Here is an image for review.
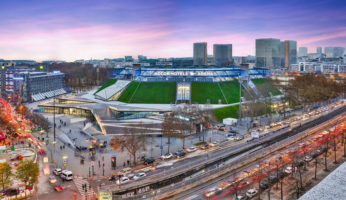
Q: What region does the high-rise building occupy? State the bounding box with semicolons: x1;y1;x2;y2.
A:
281;40;297;68
316;47;322;54
193;42;207;66
325;47;345;58
213;44;232;65
298;47;308;57
256;38;281;68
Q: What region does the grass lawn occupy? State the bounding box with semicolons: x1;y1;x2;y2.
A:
214;105;239;121
117;81;140;102
252;78;281;96
219;81;244;104
191;82;226;104
94;79;117;94
118;82;176;104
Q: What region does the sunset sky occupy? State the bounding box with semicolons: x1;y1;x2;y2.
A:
1;0;345;61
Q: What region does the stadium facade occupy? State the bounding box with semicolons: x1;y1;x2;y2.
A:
111;66;270;82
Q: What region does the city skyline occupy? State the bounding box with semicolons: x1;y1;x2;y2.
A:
1;0;346;61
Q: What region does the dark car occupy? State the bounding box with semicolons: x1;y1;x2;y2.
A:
268;176;279;184
175;151;186;158
260;181;269;190
144;158;155;165
278;171;286;179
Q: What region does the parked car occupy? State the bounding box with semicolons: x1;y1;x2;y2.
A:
117;177;130;185
48;175;57;184
268;175;279;184
60;170;73;181
144;157;155;165
53;168;62;176
235;136;244;141
305;155;312;162
284;166;293;174
161;153;173;160
133;172;146;180
260;181;269;189
175;151;186;158
246;189;258;198
186;147;197;153
200;144;209;150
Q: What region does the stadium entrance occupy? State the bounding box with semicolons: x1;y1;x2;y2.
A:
176;82;191;104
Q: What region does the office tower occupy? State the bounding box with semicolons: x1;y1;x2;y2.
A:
316;47;322;54
213;44;232;65
298;47;308;57
281;40;297;68
256;38;281;68
193;42;207;66
325;47;345;58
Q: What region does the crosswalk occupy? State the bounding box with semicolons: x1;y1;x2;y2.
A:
73;177;96;200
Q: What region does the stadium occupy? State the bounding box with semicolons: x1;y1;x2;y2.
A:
38;66;281;135
94;66;273;104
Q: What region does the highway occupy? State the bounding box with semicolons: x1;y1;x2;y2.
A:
105;102;345;199
172;115;345;200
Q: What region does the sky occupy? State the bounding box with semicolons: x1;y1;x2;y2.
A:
0;0;346;61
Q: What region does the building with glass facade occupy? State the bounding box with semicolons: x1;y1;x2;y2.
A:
281;40;297;68
298;47;308;57
193;42;207;66
256;38;282;68
317;47;322;54
325;47;345;58
213;44;232;65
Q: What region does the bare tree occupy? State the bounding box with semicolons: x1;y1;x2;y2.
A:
111;125;147;166
161;112;177;154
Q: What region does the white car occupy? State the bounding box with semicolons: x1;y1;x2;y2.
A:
53;168;62;176
117;177;130;185
186;147;197;153
133;172;146;180
60;170;73;181
161;153;173;160
284;166;292;174
246;189;258;198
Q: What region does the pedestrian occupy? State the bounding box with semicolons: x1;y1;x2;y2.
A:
102;156;104;161
127;160;130;166
98;160;100;168
123;162;126;167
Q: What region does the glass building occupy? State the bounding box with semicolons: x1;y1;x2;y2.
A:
213;44;232;65
281;40;297;68
316;47;322;54
193;42;207;66
325;47;345;58
256;38;282;68
298;47;308;57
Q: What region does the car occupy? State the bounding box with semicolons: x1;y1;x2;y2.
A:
60;170;73;181
133;172;146;180
117;177;130;184
200;144;209;150
120;167;132;174
260;181;269;189
235;136;244;141
217;180;234;191
235;195;247;200
268;176;279;184
53;168;62;176
305;155;312;162
227;132;237;137
278;171;286;179
175;151;186;158
161;153;173;160
204;187;219;197
227;136;235;141
209;141;218;147
143;157;155;165
48;175;57;184
246;189;258;198
186;147;197;153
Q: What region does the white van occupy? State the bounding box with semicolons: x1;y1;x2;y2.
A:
60;170;73;181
